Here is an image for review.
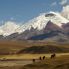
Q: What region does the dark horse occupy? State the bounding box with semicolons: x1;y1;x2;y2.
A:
43;56;45;60
51;53;56;59
39;56;42;60
32;59;35;62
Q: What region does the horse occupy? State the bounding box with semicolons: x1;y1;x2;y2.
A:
32;59;35;62
43;56;45;60
51;53;56;59
39;56;42;60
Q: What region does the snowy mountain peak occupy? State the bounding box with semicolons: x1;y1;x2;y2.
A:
45;12;57;17
18;11;69;33
0;11;69;36
45;11;69;26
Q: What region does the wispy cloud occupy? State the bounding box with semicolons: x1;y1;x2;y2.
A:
61;5;69;20
59;0;68;6
51;2;57;6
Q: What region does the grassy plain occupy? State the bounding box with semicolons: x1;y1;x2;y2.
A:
23;55;69;69
0;40;69;69
0;55;69;69
0;40;69;54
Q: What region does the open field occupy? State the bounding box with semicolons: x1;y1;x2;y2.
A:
0;40;69;54
0;53;69;60
0;54;69;69
0;40;69;69
23;55;69;69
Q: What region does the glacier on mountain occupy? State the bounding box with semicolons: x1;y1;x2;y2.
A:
0;11;69;36
16;12;69;33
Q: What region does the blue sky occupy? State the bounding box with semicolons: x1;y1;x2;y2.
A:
0;0;69;24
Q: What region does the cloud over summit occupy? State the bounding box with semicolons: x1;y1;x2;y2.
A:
61;5;69;20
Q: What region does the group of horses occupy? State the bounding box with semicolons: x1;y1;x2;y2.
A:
32;53;56;62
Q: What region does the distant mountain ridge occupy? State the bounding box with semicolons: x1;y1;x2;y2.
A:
0;11;69;41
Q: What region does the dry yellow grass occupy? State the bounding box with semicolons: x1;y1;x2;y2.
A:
0;53;69;60
23;55;69;69
0;54;69;69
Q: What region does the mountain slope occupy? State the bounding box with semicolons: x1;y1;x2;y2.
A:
0;12;69;41
0;12;69;36
17;12;69;33
44;21;63;33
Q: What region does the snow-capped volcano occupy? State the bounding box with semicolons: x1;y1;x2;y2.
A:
17;12;69;33
0;11;69;36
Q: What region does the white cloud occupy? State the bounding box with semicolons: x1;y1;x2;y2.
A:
61;5;69;20
60;0;68;6
51;2;57;6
